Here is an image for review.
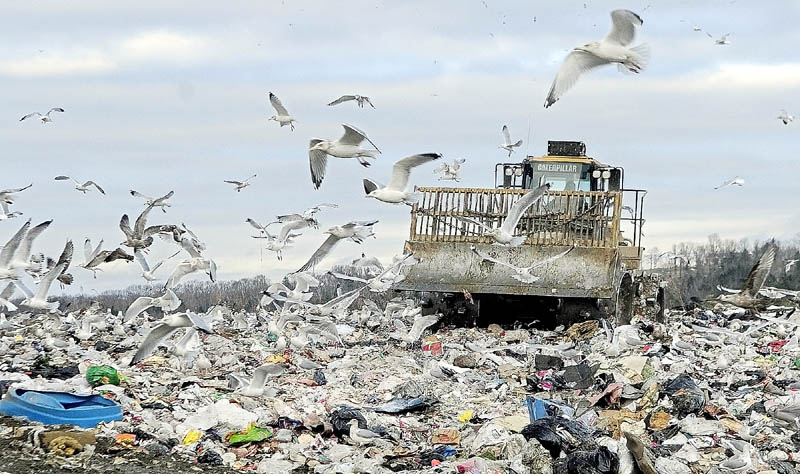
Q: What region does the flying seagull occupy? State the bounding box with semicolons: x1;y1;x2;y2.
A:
130;190;174;213
785;259;798;273
20;107;64;123
224;174;257;192
0;220;31;280
714;176;744;190
0;184;32;220
433;158;466;182
268;92;296;131
363;153;442;205
247;219;300;260
309;124;381;189
544;9;649;108
54;176;105;194
297;220;378;272
120;204;161;251
52;239;74;286
10;220;52;272
707;32;731;45
164;257;217;289
0;282;17;312
124;288;182;323
472;245;574;283
777;110;794;125
130;312;214;365
453;183;550;246
230;363;288;396
14;262;66;311
135;248;179;282
499;126;522;157
327;95;375;108
80;238;134;277
719;242;776;310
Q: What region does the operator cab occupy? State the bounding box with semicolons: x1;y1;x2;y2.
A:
496;141;624;192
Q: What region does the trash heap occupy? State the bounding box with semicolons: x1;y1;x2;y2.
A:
1;296;800;474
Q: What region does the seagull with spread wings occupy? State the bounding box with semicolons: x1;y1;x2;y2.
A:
268;92;296;130
130;190;174;213
0;282;17;312
0;220;31;280
777;110;795;125
363;153;441;205
10;220;51;272
472;245;574;283
0;184;32;220
433;158;466;182
309;124;381;189
453;183;550;247
120;204;161;251
706;32;731;45
20;107;64;123
246;218;299;260
54;176;105;194
13;241;72;311
719;242;776;310
327;94;375;108
129;311;214;365
164;257;217;289
499;126;522;157
124;288;182;323
224;174;257;192
297;220;378;272
135;248;179;282
544;9;649;108
714;176;744;190
229;363;288;397
80;238;134;277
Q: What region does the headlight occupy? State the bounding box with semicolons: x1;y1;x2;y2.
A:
515;168;523;176
602;170;611;179
592;170;601;178
505;167;513;176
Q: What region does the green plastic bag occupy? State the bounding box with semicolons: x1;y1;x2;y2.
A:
227;424;272;445
86;365;121;387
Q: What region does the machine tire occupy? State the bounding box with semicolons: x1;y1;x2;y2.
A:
616;273;635;325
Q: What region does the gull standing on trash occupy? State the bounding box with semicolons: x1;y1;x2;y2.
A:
124;288;182;322
54;176;105;194
777;110;795;125
327;94;375;108
20;107;64;123
297;220;378;272
347;419;382;445
433;158;466;182
129;312;214;365
454;183;550;247
363;153;442;205
309;124;381;189
0;220;31;280
224;174;257;192
268;92;296;131
499;126;522;157
129;190;174;213
544;9;649;108
714;176;744;190
0;184;32;220
719;242;776;310
472;245;574;283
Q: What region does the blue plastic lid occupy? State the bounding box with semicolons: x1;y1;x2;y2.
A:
0;388;123;428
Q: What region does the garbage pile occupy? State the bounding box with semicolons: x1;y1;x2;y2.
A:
1;296;800;474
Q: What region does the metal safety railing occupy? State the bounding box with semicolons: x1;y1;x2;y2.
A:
409;187;622;248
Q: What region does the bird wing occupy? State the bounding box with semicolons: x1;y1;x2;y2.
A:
291;272;319;292
84;181;105;194
0;201;9;215
269;92;289;115
544;51;609;108
714;178;734;190
224;180;243;185
55;240;73;273
13;280;34;298
161;288;182;311
450;215;492;232
740;243;777;298
340;124;380;152
185;310;213;333
528;246;574;270
85;250;111;268
363;178;380;195
34;262;65;301
500;184;550;234
54;176;79;186
130;190;151;200
155;190;174;202
134;248;150;272
471;246;523;272
83;239;94;263
133;204;155;236
18;220;52;261
297;234;341;272
502;125;511;144
0;282;16;300
48;107;65;115
0;184;32;195
327;95;355;106
605;9;643;46
131;323;179;365
244;174;257;183
386;153;442;191
124;296;154;322
119;214;134;239
246;218;266;231
250;363;286;389
278;220;306;242
20;112;42;121
165;261;196;289
330;272;369;283
364;97;375;108
0;220;31;267
309;139;328;189
106;247;133;263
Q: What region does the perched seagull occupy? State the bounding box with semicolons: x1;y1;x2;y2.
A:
120;204;161;251
0;184;32;220
544;9;649;108
130;312;214;365
707;32;731;45
327;94;375;108
363;153;442;205
433;158;466;182
347;419;382;446
472;245;574;283
297;220;378;272
20;107;64;123
124;288;182;323
454;183;550;246
80;239;134;277
54;176;105;194
785;259;798;273
130;190;174;213
0;282;18;312
224;174;257;192
134;248;179;282
309;124;381;189
10;220;52;272
268;92;296;131
0;220;31;280
165;257;217;289
719;242;776;310
499;126;522;157
14;262;67;311
232;363;287;397
714;176;744;190
777;110;795;125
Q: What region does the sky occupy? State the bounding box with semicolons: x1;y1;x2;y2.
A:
1;0;799;294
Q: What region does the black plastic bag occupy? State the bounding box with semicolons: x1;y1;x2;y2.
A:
662;374;704;416
373;397;438;414
556;446;619;474
521;419;563;458
330;406;367;436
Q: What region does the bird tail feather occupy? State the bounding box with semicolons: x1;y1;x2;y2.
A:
404;193;423;205
508;236;526;247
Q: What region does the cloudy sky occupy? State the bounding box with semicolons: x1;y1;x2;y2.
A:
2;0;798;294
